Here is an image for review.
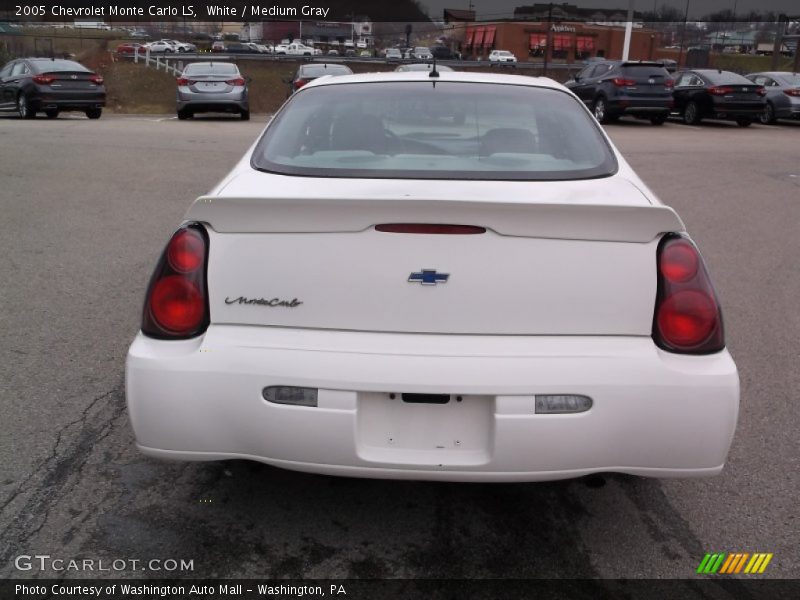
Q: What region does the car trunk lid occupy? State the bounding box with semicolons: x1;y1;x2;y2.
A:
41;71;98;90
188;172;682;335
184;74;236;93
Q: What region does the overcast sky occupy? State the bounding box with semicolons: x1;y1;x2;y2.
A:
422;1;798;21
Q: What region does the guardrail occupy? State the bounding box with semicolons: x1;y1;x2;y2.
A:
130;49;182;76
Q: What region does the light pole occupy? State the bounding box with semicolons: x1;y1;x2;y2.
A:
622;0;634;60
677;0;691;68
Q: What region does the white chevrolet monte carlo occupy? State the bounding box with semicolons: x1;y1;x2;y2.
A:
126;71;739;482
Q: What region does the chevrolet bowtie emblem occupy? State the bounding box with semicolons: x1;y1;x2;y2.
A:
408;269;449;285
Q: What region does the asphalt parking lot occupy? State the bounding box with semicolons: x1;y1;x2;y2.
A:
1;114;798;583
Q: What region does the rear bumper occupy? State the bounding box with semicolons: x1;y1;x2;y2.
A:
710;101;764;120
776;105;800;119
126;326;739;482
177;91;247;113
609;98;672;116
31;89;106;110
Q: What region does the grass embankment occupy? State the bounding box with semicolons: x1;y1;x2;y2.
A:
711;54;797;74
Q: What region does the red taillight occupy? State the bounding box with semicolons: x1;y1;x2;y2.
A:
89;74;103;84
755;86;766;97
708;86;734;96
32;75;56;85
177;77;194;86
142;224;209;339
653;234;724;354
226;77;246;86
660;238;698;283
294;78;308;90
664;79;675;89
611;77;635;87
150;276;205;334
783;88;800;97
375;224;486;235
167;228;205;273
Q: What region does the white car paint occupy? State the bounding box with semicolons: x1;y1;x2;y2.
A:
147;40;176;53
126;71;739;482
489;50;517;63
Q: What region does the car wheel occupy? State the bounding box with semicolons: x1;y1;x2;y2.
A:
86;108;102;119
45;109;59;119
736;118;752;127
683;101;701;125
177;109;191;120
17;94;35;119
759;102;776;125
240;110;250;121
592;96;610;124
650;115;667;126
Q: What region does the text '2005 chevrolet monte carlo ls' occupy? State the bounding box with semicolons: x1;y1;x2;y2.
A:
126;71;739;483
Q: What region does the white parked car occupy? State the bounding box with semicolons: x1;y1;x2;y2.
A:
165;39;195;52
385;48;403;61
489;50;517;63
413;46;433;60
146;40;176;53
127;71;739;482
281;43;314;56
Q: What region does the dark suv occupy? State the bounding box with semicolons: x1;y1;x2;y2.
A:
565;60;674;125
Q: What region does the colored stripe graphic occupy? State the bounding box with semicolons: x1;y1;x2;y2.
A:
734;553;750;573
720;553;737;573
697;553;727;574
744;553;774;574
720;553;750;574
700;552;773;575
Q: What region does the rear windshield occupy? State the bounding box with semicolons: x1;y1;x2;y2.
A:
300;65;352;78
620;65;669;77
251;81;617;181
30;59;89;73
702;71;752;85
778;73;800;85
183;63;238;76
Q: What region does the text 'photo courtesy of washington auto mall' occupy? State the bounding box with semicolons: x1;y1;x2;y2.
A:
0;0;799;598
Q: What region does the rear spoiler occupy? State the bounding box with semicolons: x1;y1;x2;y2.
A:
186;197;684;243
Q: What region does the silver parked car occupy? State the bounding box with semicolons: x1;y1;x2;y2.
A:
176;62;249;120
745;71;800;124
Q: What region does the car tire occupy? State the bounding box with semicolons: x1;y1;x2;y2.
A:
240;110;250;121
45;109;59;119
177;109;191;120
650;115;667;126
86;108;102;119
17;94;35;119
759;102;776;125
592;96;611;124
683;101;701;125
736;118;752;127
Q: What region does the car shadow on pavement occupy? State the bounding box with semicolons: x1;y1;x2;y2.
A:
84;454;718;582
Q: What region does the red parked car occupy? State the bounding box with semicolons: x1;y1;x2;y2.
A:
115;43;146;56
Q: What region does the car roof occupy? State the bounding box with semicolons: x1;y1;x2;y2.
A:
750;71;796;77
303;70;562;91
